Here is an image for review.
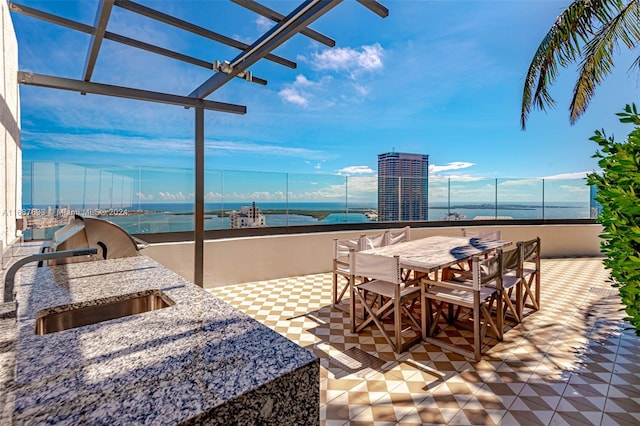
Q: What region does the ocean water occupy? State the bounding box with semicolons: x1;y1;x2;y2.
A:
23;201;591;239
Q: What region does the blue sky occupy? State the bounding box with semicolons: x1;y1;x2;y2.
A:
12;0;640;205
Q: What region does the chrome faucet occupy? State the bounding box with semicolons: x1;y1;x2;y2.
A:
3;248;98;303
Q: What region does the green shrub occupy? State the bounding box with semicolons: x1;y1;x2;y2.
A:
587;104;640;335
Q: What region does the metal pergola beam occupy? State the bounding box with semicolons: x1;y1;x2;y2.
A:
231;0;335;47
190;0;342;100
114;0;297;69
8;3;269;86
83;0;114;82
194;103;205;287
356;0;389;18
11;0;388;289
18;72;247;114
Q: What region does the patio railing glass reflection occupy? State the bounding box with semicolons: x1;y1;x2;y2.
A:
21;161;599;240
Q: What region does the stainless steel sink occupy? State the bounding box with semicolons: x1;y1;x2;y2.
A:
35;290;175;335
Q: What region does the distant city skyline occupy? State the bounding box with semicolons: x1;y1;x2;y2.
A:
12;1;637;198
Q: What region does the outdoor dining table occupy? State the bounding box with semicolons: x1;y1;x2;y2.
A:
360;235;511;276
358;234;512;349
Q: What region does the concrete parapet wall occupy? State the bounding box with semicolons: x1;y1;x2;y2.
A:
142;223;604;288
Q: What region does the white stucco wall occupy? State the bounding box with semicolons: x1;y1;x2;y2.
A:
0;0;20;256
142;223;604;288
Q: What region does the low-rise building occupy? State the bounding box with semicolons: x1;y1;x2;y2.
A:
229;202;266;229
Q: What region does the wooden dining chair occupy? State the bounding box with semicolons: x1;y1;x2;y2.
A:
332;236;363;311
421;250;504;361
519;237;541;315
350;250;422;353
463;229;502;240
388;226;411;245
488;247;522;325
360;231;390;250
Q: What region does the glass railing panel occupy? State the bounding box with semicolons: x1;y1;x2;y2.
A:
23;161;62;240
219;169;288;228
23;162;139;239
95;165;195;235
204;169;224;230
428;177;452;221
589;184;602;219
448;178;497;220
497;178;543;220
21;161;598;240
542;178;591;219
284;173;346;225
345;175;377;223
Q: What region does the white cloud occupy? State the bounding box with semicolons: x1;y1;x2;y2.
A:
429;162;475;174
542;171;590;180
205;192;222;200
352;83;369;97
223;191;287;201
559;184;588;193
158;191;193;201
22;130;326;159
499;178;542;186
337;166;375;175
278;74;327;107
279;44;384;107
22;131;193;154
278;87;309;107
208;139;324;158
305;160;324;170
310;44;384;75
135;192;154;201
428;175;486;183
255;16;273;32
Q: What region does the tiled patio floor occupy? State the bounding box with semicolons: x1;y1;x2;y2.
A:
209;258;640;425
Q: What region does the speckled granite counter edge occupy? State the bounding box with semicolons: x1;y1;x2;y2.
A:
4;251;319;425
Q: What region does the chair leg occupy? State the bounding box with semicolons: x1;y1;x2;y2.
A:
516;281;523;321
349;279;357;333
473;298;482;361
336;279;349;304
535;270;541;309
394;285;402;352
503;288;520;323
523;273;540;311
482;299;502;341
428;300;445;337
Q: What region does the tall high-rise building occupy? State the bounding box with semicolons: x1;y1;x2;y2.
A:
378;152;429;221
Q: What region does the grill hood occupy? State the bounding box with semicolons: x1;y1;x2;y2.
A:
50;215;146;264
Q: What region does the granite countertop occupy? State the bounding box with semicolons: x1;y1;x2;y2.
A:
1;247;318;424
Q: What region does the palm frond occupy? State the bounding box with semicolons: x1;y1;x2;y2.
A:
521;0;618;129
571;0;640;123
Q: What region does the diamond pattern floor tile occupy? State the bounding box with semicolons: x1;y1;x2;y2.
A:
209;258;640;425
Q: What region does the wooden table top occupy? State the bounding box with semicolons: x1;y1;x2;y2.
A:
360;235;511;273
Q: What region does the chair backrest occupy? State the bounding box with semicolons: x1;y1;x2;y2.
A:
471;249;503;290
463;229;502;240
520;237;540;262
502;247;520;274
388;226;410;245
333;237;361;260
360;232;389;250
352;251;402;284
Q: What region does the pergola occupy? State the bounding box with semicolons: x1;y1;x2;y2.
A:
9;0;389;286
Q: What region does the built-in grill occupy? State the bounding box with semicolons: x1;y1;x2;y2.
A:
47;215;147;264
